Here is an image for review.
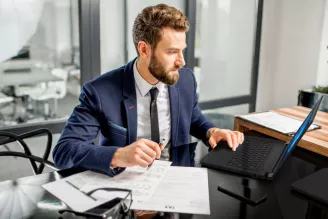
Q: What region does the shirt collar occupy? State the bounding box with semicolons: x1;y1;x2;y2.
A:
133;59;165;97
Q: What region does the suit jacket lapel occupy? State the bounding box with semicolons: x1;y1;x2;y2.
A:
169;85;180;147
123;59;137;144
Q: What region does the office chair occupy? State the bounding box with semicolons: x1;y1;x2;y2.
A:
29;68;69;118
0;128;58;175
0;91;14;124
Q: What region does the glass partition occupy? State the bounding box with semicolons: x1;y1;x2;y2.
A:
0;0;80;129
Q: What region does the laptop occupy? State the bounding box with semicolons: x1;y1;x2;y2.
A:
201;96;323;180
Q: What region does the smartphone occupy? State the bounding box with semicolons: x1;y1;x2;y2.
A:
217;183;267;206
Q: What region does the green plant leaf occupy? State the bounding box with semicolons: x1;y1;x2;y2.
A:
312;86;328;94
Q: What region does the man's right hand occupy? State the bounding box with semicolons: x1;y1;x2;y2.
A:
111;139;162;168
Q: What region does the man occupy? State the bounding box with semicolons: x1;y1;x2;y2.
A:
53;4;244;177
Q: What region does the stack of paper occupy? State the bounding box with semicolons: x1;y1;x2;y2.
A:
237;111;320;135
43;160;210;215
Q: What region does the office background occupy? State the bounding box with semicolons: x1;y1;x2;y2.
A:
0;0;327;180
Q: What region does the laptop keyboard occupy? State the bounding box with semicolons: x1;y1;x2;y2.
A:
227;140;272;171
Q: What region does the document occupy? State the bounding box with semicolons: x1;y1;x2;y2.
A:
43;160;172;212
131;166;210;215
238;111;320;135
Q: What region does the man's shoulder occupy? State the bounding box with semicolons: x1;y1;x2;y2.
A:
176;67;196;86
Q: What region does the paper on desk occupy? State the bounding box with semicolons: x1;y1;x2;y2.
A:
131;166;210;215
43;160;172;213
238;111;320;135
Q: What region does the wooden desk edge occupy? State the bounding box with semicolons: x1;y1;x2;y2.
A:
234;117;328;157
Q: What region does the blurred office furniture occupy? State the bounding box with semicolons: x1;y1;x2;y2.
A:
0;60;65;119
0;59;62;88
67;68;81;97
0;92;14;124
0;128;57;175
10;46;30;60
29;68;69;118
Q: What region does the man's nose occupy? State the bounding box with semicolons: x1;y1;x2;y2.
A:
176;52;185;67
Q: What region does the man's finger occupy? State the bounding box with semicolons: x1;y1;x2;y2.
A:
223;132;233;149
140;143;157;160
234;131;243;144
230;131;238;151
136;148;153;164
135;155;149;168
141;139;161;159
208;137;216;148
135;210;158;216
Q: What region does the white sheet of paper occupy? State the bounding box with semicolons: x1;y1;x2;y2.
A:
131;166;210;215
43;160;172;212
238;111;319;135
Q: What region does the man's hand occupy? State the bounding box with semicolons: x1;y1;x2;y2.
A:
207;128;244;151
135;210;158;218
111;139;162;168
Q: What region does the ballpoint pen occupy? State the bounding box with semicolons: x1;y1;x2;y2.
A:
147;138;165;170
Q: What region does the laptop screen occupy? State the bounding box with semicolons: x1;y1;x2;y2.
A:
283;96;323;159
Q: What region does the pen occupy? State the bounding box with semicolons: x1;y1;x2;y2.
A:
147;139;165;170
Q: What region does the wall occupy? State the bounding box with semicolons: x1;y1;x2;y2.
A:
257;0;326;111
316;0;328;86
100;0;125;73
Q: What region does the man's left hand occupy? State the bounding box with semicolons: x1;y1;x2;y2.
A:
207;128;244;151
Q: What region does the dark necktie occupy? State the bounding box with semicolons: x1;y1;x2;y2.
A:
149;87;160;143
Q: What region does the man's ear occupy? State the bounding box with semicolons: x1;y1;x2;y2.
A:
137;41;150;57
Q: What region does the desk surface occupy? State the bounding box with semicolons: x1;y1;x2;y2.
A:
234;106;328;157
0;146;327;219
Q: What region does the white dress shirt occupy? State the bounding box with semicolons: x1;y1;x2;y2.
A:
133;60;171;148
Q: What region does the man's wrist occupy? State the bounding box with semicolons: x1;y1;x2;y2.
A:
110;148;121;168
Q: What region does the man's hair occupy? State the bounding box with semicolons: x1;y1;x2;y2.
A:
132;4;190;56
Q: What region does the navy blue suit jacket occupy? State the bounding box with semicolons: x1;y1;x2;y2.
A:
53;59;214;176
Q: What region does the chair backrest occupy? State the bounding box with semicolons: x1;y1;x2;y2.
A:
0;129;57;176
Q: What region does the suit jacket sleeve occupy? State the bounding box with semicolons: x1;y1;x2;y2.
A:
189;70;215;141
52;82;124;177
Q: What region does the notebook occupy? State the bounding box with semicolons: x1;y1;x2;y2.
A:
237;111;321;136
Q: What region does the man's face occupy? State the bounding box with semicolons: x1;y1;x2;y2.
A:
148;27;186;85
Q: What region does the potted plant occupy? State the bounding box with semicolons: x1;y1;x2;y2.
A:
298;86;328;112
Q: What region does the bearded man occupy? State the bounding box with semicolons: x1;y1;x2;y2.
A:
53;4;244;177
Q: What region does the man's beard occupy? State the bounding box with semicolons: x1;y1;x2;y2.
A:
148;53;180;85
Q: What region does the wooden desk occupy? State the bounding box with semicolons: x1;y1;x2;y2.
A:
234;106;328;157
